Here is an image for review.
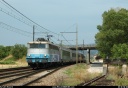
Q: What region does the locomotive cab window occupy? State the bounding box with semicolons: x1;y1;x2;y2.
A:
29;44;46;48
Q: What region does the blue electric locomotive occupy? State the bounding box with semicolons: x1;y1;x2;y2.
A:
26;38;85;69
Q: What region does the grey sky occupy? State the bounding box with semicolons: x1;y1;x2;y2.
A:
0;0;128;46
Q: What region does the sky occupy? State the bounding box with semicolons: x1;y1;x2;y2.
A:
0;0;128;46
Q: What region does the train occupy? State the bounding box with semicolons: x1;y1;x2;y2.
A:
26;38;85;69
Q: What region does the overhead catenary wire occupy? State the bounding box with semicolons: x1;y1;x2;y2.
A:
0;0;75;46
2;0;59;35
61;34;72;45
0;0;26;20
0;0;61;43
59;23;77;46
0;2;47;33
0;22;32;38
0;7;33;27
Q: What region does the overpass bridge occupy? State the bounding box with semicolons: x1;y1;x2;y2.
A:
65;44;97;50
64;44;97;64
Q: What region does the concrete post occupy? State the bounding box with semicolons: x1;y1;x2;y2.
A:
122;64;127;76
103;64;108;75
88;49;90;63
86;49;90;64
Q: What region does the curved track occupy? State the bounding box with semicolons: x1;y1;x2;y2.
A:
77;75;106;86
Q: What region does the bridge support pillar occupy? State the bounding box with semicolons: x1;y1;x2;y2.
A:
87;49;90;64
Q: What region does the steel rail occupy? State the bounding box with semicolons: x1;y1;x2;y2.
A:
77;75;106;86
0;69;45;86
22;64;75;86
21;67;61;86
0;66;30;72
0;68;32;75
0;64;77;86
0;70;34;79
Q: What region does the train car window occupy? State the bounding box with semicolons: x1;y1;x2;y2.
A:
38;44;45;48
62;50;70;56
49;44;59;50
29;44;45;48
72;53;76;57
30;44;38;48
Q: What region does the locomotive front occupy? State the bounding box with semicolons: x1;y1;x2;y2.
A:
26;41;49;68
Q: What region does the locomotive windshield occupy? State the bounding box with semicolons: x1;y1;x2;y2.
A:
29;44;46;48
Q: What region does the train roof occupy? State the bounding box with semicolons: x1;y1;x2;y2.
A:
27;41;52;44
28;41;71;50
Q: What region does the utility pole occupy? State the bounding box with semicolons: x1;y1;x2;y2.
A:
33;25;35;41
60;24;78;64
76;24;78;64
83;40;85;63
32;25;50;42
83;40;84;55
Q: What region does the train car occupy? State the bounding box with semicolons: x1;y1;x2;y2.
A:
61;47;71;63
26;38;85;69
78;53;86;63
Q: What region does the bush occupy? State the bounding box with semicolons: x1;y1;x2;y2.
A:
11;44;27;59
0;57;16;64
0;45;12;60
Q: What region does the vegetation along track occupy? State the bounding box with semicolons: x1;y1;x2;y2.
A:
0;66;65;86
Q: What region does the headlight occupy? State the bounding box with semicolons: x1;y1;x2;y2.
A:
27;54;31;57
44;54;47;57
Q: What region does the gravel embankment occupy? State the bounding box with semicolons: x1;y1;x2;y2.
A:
29;64;103;86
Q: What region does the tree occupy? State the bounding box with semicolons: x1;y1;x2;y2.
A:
0;45;5;59
11;44;27;59
95;8;128;59
111;44;128;59
0;45;12;60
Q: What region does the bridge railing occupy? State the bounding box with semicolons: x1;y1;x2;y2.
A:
64;44;96;48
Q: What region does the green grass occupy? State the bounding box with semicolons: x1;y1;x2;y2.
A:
63;63;88;77
114;78;128;86
107;65;128;86
57;63;100;86
64;68;72;77
0;57;16;64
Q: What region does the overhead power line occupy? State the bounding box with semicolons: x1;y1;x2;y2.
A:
2;0;59;35
0;7;33;27
61;34;72;45
0;0;74;46
0;22;32;37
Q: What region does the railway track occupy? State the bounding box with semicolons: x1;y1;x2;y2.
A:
0;65;66;86
22;67;61;86
93;76;115;86
1;63;108;86
0;69;34;79
77;75;106;86
77;63;113;86
0;66;30;72
0;67;32;76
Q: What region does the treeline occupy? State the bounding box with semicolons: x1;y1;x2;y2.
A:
0;44;27;60
95;8;128;60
